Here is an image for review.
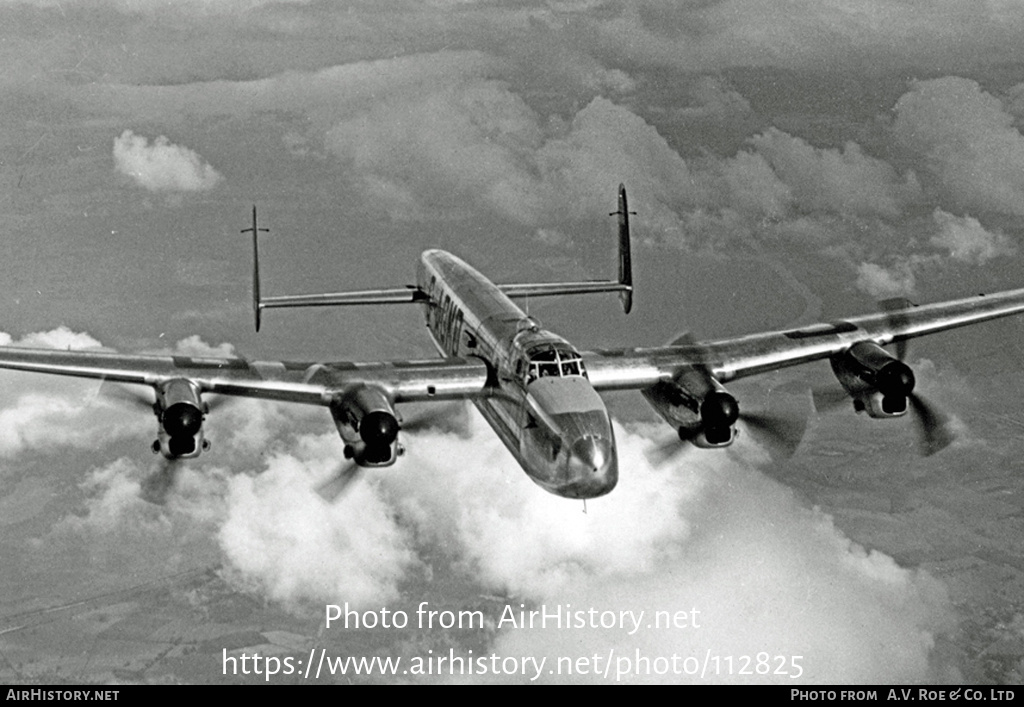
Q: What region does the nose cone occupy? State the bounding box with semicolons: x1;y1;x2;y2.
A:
565;436;617;498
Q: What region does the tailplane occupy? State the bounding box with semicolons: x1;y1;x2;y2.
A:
241;207;423;332
242;185;635;331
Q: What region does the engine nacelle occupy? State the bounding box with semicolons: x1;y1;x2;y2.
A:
330;385;401;467
642;367;740;448
151;378;209;459
830;341;915;418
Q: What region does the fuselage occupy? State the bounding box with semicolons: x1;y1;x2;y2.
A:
415;250;617;499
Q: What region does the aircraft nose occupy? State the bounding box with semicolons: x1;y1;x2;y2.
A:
566;436;617;498
569;436;611;474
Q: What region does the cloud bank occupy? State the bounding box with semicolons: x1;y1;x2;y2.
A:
0;304;959;687
212;411;953;683
0;328;956;682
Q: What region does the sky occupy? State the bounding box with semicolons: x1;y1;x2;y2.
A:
1;0;1024;685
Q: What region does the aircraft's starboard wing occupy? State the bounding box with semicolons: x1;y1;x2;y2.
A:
0;347;490;405
582;287;1024;389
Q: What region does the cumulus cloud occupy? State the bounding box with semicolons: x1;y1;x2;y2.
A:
929;209;1014;264
852;208;1014;297
855;260;918;299
892;77;1024;217
325;78;698;243
170;335;237;358
0;325;103;350
410;420;950;682
676;75;754;123
113;130;223;192
482;444;951;683
750;128;921;218
208;406;954;683
0;328;134;460
0;323;954;682
706;150;792;219
219;438;417;610
40;454;232;579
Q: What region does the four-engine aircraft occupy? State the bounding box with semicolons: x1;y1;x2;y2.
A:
1;184;1024;499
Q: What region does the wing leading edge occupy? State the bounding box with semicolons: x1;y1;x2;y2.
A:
0;347;490;405
583;287;1024;389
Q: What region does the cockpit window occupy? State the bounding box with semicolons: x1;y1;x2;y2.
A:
525;345;586;383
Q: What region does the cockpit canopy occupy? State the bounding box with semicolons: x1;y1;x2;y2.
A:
523;344;586;382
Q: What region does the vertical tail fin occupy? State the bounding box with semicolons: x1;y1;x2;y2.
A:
241;206;269;331
611;183;634;314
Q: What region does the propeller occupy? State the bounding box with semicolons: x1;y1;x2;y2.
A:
740;406;810;459
646;390;809;465
646;432;692;466
315;462;363;503
879;298;955;456
813;301;955;455
315;402;471;502
810;385;850;413
139;458;184;505
908;393;955;456
647;331;810;464
99;380;156;414
399;401;472;438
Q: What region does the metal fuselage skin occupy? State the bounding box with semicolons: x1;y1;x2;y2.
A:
416;251;618;499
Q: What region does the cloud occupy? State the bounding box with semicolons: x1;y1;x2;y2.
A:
40;455;232;578
0;325;104;350
0;328;134;460
325;78;698;243
701;150;792;219
929;209;1014;264
210;410;957;682
171;335;237;358
750;128;921;218
892;77;1024;217
218;436;417;611
113;129;223;192
387;419;952;683
593;1;1024;74
0;323;955;682
674;76;754;123
0;0;310;12
851;207;1015;298
855;260;918;298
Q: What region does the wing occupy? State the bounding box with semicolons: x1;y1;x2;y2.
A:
0;347;490;405
583;287;1024;388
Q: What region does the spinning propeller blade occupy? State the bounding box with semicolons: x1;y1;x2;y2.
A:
99;380;156;413
315;463;363;503
880;298;955;456
140;458;184;505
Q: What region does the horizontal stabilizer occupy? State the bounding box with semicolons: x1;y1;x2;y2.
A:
260;287;427;310
499;281;631;299
246;184;634;330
